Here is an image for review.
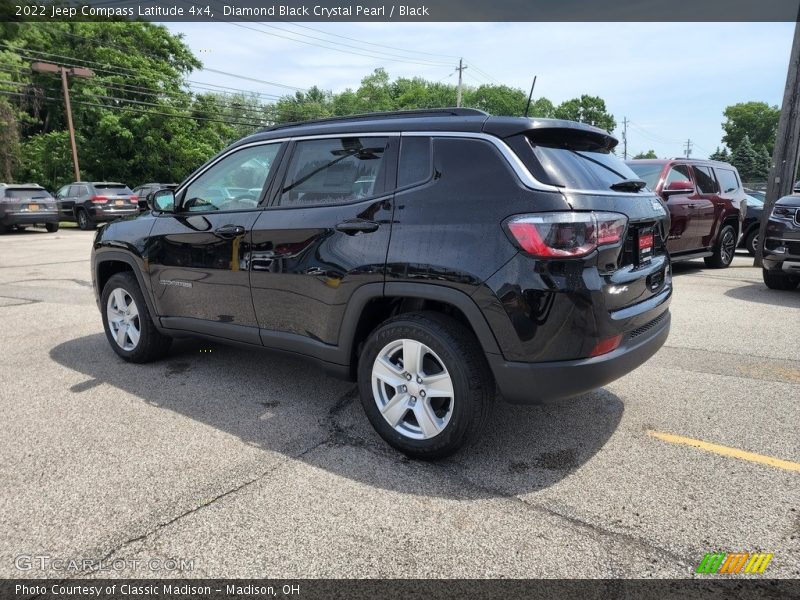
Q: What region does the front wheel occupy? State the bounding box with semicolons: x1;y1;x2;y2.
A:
704;224;736;268
357;312;494;459
745;229;759;257
101;272;172;362
763;268;800;290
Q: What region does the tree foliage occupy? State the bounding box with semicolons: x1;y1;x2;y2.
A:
633;150;657;159
553;95;616;132
708;146;729;162
721;101;779;157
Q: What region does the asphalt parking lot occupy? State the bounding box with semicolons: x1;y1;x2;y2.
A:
0;226;798;580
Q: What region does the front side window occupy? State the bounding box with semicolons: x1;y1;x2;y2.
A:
715;168;740;194
693;166;719;194
665;165;693;187
182;143;282;212
279;137;388;207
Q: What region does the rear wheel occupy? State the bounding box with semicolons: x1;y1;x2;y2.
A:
745;229;759;256
763;268;800;290
101;272;172;362
704;224;736;268
357;312;494;459
76;209;95;230
45;222;59;233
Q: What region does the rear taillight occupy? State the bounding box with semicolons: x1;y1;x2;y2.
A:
506;212;627;258
129;195;138;203
90;195;108;203
590;334;623;357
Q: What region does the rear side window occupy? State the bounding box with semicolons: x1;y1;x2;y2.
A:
715;168;740;194
279;137;389;207
693;166;719;194
398;137;432;188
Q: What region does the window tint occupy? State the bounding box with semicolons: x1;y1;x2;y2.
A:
67;185;80;196
4;188;52;199
279;137;388;206
398;137;432;188
626;163;663;190
716;168;740;194
693;166;718;194
78;186;90;197
94;184;133;194
527;143;643;191
182;143;281;212
665;165;693;187
57;186;69;198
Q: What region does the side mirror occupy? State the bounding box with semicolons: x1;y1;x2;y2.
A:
663;180;694;195
150;188;176;212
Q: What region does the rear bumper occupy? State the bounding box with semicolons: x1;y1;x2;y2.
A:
489;309;670;404
88;206;139;221
1;211;59;226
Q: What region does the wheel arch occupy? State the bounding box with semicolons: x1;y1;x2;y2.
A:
94;250;161;330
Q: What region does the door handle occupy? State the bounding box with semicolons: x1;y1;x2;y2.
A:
214;224;245;238
687;204;696;209
335;219;379;235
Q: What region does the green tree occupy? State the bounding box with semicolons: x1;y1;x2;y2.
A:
554;95;616;132
721;101;780;156
633;150;658;159
464;84;527;116
730;135;761;181
708;146;729;162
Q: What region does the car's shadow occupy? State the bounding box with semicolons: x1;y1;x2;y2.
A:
724;282;800;308
50;333;624;499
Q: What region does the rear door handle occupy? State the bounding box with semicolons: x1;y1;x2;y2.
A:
214;224;245;238
335;219;379;235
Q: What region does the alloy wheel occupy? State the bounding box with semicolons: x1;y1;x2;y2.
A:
106;287;141;351
720;229;735;265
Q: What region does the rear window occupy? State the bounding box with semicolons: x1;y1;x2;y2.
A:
94;184;132;194
529;145;644;191
715;168;740;194
3;188;52;200
627;163;663;190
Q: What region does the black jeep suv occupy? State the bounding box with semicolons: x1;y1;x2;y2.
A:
762;194;800;290
91;109;672;458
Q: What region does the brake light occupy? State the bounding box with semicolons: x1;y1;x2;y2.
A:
90;195;108;203
506;212;627;258
129;195;139;203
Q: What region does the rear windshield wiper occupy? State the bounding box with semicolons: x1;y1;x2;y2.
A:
610;179;647;192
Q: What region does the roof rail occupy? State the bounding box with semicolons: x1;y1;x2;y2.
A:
261;107;489;133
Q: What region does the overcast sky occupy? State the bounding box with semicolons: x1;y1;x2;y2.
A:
164;22;793;159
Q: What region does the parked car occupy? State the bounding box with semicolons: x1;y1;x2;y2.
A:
56;182;138;230
626;158;746;268
91;109;672;458
762;194;800;290
739;194;765;256
744;189;766;202
132;183;178;211
0;183;59;233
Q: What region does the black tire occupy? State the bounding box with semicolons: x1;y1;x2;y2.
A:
76;209;95;230
45;222;59;233
704;223;736;268
762;268;800;291
101;272;172;363
357;311;494;459
744;229;759;257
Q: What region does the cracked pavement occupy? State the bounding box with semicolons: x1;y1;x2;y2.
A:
0;227;798;579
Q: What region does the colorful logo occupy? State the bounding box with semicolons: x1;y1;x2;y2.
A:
696;552;773;574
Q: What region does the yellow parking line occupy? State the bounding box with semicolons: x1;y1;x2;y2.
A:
647;430;800;473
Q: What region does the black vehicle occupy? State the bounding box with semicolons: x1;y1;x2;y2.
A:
0;183;59;233
91;109;672;458
132;183;178;212
762;195;800;290
56;182;138;230
740;194;765;256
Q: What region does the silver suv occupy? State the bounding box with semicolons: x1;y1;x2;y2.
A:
0;183;59;233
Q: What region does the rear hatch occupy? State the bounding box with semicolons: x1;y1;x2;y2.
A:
502;124;671;312
1;187;57;213
93;184;136;208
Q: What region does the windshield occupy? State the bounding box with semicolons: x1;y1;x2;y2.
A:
529;143;646;191
4;188;52;200
626;163;663;190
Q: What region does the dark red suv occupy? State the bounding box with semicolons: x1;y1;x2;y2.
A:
626;159;746;268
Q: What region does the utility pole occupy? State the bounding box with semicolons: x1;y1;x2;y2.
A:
31;62;93;181
622;117;629;160
455;58;467;108
757;20;800;267
684;139;693;159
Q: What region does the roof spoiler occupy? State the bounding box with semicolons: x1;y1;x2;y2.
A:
483;117;618;151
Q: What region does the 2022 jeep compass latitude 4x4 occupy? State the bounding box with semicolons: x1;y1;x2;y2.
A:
92;109;672;458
